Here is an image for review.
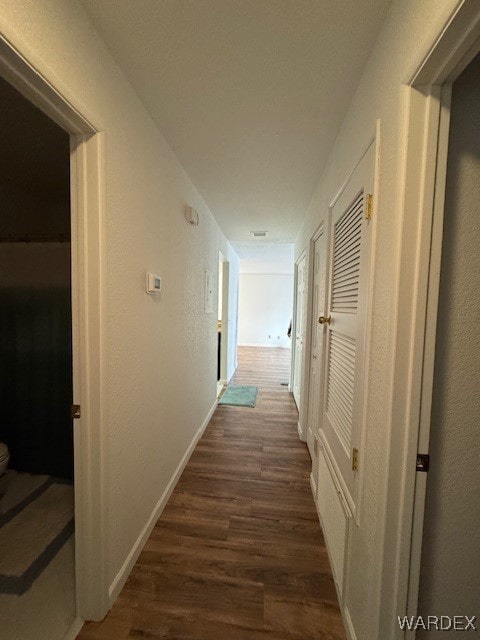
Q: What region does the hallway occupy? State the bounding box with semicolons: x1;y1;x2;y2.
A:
78;347;345;640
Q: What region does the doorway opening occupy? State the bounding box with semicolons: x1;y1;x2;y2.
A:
0;73;75;638
217;253;230;397
292;252;307;421
304;224;327;484
231;241;294;411
235;244;294;386
0;33;108;631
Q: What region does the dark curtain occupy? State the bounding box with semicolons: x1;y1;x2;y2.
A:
0;288;73;480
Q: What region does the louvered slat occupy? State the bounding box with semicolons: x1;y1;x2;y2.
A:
331;192;363;313
326;331;356;453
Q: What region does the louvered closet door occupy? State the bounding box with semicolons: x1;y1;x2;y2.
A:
320;144;374;509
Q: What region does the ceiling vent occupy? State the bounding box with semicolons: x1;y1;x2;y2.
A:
251;231;267;237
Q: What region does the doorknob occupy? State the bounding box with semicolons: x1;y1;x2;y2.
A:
318;315;331;325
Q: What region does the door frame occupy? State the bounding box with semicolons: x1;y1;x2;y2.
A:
292;251;307;438
304;221;328;498
217;253;230;390
379;3;480;637
0;35;109;621
305;222;326;455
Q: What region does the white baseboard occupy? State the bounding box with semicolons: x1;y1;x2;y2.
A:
297;421;306;441
108;399;218;605
62;617;84;640
309;470;317;500
343;606;358;640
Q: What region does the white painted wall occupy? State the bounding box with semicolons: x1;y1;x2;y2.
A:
240;260;294;275
294;1;466;638
417;53;480;633
0;0;239;602
238;273;293;348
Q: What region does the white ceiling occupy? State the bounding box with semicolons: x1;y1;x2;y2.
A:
80;0;391;242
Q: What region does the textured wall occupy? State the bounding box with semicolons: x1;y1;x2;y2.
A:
0;0;239;591
417;53;480;636
294;0;464;637
238;274;293;348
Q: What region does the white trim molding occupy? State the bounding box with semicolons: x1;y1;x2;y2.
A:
62;617;84;640
71;131;109;621
297;421;306;442
309;471;317;501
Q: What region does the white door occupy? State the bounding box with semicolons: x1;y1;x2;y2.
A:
293;254;307;408
320;144;374;509
306;227;328;460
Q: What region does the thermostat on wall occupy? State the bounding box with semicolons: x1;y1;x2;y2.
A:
146;273;161;295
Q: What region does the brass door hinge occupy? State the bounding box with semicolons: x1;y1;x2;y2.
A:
365;193;373;220
352;447;359;471
71;404;81;420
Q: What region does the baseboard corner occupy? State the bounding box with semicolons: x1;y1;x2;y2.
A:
62;617;84;640
297;421;306;441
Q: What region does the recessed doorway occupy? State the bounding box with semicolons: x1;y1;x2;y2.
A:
0;73;75;639
217;253;230;397
0;32;109;636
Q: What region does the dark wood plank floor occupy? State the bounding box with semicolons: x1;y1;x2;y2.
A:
78;347;345;640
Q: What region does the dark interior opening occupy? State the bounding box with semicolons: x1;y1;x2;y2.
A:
0;75;73;480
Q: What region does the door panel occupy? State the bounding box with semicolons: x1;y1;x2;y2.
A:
293;254;307;408
320;144;374;509
307;229;327;460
